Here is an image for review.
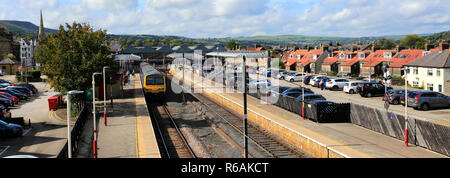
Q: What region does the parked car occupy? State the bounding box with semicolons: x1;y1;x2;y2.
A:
0;94;15;107
0;89;28;100
0;79;12;84
357;82;392;97
309;76;327;86
303;75;315;85
265;86;291;97
0;120;23;138
343;82;360;94
282;87;314;95
406;91;450;111
325;78;350;90
400;91;419;106
285;73;304;82
383;89;408;105
14;83;38;94
0;97;14;107
0;92;18;104
283;91;304;98
296;94;327;102
6;86;32;96
315;77;330;87
276;71;290;80
0;106;11;120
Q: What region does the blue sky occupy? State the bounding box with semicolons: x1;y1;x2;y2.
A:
0;0;449;38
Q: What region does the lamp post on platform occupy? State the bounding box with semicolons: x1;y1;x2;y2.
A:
92;72;102;158
103;66;110;126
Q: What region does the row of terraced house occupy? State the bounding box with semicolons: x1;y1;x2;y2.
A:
281;40;450;93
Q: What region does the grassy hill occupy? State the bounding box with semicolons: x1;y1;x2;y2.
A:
0;20;57;38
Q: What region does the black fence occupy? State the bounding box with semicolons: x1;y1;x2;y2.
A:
57;105;89;158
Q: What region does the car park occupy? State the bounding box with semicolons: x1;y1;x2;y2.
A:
357;82;392;97
265;86;291;97
405;91;450;111
325;78;350;90
343;82;360;94
314;77;330;87
14;83;38;94
296;94;327;102
285;73;304;82
0;119;23;138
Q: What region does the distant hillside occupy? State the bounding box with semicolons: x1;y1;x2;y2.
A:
0;20;57;38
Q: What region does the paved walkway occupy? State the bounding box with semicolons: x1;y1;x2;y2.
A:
97;74;160;158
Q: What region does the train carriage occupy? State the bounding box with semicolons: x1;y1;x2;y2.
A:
140;62;167;96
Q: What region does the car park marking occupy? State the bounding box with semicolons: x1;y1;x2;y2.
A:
0;146;10;157
22;128;32;136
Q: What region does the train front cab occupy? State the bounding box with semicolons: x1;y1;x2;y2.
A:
143;75;167;98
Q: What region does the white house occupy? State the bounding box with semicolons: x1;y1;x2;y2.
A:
20;39;38;68
404;41;449;93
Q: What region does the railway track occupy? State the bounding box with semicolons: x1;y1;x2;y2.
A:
148;103;196;158
190;93;307;158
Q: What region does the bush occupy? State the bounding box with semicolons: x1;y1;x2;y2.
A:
15;69;42;82
327;71;337;76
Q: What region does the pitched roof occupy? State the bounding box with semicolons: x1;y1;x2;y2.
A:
172;45;193;53
361;50;396;67
389;49;425;68
0;58;19;65
405;50;450;68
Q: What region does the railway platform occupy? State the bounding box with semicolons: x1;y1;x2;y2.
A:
97;74;160;158
170;69;447;158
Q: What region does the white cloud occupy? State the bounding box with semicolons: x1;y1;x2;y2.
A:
82;0;138;11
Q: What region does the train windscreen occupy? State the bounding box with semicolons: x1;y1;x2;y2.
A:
146;77;164;85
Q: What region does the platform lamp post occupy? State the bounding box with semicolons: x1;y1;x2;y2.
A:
242;55;248;158
404;67;409;147
66;90;84;158
92;72;102;158
301;63;305;120
103;66;110;126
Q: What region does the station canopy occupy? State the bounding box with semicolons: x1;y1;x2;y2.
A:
114;54;143;62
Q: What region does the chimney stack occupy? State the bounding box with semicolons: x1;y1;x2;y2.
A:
396;44;405;53
439;40;449;51
425;43;434;51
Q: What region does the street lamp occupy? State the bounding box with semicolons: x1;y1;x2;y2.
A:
242;55;248;158
301;63;305;120
92;72;102;158
66;90;84;158
103;66;110;126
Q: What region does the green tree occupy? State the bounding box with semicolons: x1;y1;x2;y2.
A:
401;35;426;49
378;38;397;50
226;40;239;50
134;39;143;46
35;22;119;97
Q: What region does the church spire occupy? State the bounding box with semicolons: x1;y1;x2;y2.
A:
38;9;45;42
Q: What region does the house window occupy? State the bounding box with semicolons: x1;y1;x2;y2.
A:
359;53;365;59
427;83;434;91
383;52;392;58
290;54;294;59
413;81;419;87
313;55;318;59
340;53;345;59
439;85;442;92
437;69;441;77
428;68;433;76
413;67;418;75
